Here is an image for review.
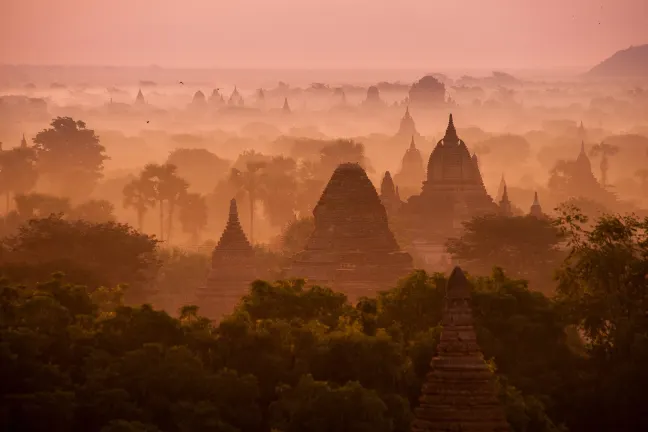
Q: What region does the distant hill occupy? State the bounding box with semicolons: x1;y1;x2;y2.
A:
587;44;648;78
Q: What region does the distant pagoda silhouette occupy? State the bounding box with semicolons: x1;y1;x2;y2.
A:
411;267;510;432
394;136;426;197
289;163;412;299
198;199;257;320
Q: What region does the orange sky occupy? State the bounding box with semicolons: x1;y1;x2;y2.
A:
1;0;646;70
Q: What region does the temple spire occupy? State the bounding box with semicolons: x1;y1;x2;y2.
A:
443;113;459;143
282;97;291;114
530;191;545;218
20;134;27;148
215;198;252;251
411;266;510;431
499;183;513;217
409;135;416;150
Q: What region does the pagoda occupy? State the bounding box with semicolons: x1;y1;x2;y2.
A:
198;199;257;320
20;134;27;148
190;90;207;109
289;163;413;299
411;267;510;431
498;183;513;217
282;97;291;114
496;174;506;202
134;89;146;105
529;192;545;218
380;171;402;216
362;85;384;108
395;106;421;140
209;89;225;106
228;86;244;107
402;114;498;237
394;136;426;198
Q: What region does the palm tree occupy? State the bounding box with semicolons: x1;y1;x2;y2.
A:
589;142;619;187
123;177;155;232
138;163;188;242
229;161;266;244
179;192;208;244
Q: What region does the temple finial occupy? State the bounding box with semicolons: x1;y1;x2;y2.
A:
229;198;239;222
533;191;539;206
20;133;27;148
409;135;416;150
444;113;459;143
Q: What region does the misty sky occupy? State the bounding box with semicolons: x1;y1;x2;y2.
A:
1;0;646;70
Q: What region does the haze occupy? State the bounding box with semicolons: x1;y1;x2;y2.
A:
2;0;647;71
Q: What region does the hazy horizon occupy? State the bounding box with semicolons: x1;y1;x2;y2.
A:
2;0;646;71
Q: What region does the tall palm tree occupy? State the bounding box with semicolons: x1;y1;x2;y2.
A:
139;163;188;242
229;161;266;244
589;142;619;187
122;177;155;232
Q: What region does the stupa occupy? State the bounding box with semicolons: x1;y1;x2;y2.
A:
402;114;498;236
529;191;545;218
289;163;413;299
209;89;225;106
190;90;207;109
395;106;420;140
20;134;27;148
498;183;513;216
394;136;426;197
411;267;510;432
134;89;146;105
198;199;257;320
363;85;383;108
380;171;402;216
282;97;291;114
228;86;244;107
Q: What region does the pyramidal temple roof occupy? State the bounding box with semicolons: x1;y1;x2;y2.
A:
411;266;510;431
215;199;253;251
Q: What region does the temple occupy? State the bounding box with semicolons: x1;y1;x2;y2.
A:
282;97;291;114
20;134;27;148
190;90;207;109
411;267;510;432
198;199;257;320
362;85;384;108
289;163;413;299
498;183;513;216
496;174;506;202
210;89;225;106
529;191;545;218
380;171;402;216
228;87;244;107
394;136;426;199
395;106;421;141
402;114;498;237
134;89;146;105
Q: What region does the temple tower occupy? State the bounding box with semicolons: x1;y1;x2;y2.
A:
190;90;207;109
134;89;146;105
395;106;420;140
498;183;513;217
496;174;506;202
228;86;244;107
380;171;402;216
210;89;225;106
20;134;27;148
394;136;426;197
198;199;257;321
411;267;510;432
282;97;291;114
402;114;498;237
289;163;413;299
529;192;545;218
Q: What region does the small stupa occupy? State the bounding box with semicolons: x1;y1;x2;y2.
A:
498;183;513;217
209;88;225;106
529;192;545;218
411;267;510;432
282;97;291;114
394;136;426;196
134;89;146;105
289;163;413;299
395;106;420;140
380;171;402;216
228;86;244;107
198;199;257;320
20;134;27;148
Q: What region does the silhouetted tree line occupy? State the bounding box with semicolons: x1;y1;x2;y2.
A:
1;208;647;432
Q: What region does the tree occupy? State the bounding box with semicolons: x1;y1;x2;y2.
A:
0;216;159;301
32;117;108;200
138;164;188;242
589;142;619;187
280;216;315;256
122;177;155;232
0;146;38;213
555;210;648;431
14;192;71;218
69;199;115;223
178;192;208;244
166;148;230;195
446;215;565;292
258;156;299;228
230;161;266;244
